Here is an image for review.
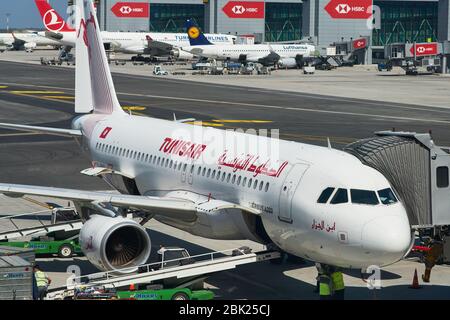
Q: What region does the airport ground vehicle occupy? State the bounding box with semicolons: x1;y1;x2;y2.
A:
0;235;82;258
377;62;393;71
153;65;169;76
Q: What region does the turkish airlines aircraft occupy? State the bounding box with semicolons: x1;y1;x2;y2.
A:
34;0;234;59
0;0;412;274
0;32;60;52
182;20;316;67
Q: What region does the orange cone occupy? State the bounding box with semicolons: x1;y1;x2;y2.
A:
129;283;136;291
409;269;422;289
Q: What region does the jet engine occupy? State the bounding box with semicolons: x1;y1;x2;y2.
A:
278;57;298;69
171;48;194;60
79;214;151;272
24;42;37;52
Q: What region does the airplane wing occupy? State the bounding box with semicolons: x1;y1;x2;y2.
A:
0;183;260;223
0;123;82;137
145;36;174;56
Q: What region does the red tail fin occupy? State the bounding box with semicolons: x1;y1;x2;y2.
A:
35;0;74;33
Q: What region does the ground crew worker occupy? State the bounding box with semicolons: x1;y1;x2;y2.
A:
34;265;51;300
422;235;444;283
330;267;345;300
317;264;333;300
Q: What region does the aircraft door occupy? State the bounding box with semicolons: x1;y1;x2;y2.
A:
278;163;309;223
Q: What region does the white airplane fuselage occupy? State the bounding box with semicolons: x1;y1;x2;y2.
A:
73;113;412;269
185;43;316;62
40;31;235;54
0;33;60;47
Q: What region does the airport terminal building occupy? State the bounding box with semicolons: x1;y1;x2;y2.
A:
87;0;449;60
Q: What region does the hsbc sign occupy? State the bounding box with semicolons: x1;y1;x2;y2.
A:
111;2;149;18
325;0;373;19
353;38;367;50
406;43;439;57
222;1;265;19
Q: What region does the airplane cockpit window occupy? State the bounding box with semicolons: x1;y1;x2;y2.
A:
330;188;348;204
317;187;335;203
377;188;398;205
351;189;379;205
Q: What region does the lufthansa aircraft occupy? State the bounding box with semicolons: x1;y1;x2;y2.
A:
34;0;234;59
0;0;412;274
181;20;316;67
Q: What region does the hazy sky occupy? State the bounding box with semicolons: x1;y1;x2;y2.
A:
0;0;68;29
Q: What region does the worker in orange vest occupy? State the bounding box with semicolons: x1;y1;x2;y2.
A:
422;235;444;283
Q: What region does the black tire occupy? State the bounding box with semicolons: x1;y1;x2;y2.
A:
171;292;189;300
58;244;74;258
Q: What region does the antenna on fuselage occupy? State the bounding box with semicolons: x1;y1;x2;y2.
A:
327;137;332;149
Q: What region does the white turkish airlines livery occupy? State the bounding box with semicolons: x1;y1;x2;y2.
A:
0;0;412;273
34;0;234;59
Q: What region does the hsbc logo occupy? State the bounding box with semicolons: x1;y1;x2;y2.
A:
232;5;245;14
120;6;132;14
335;4;365;14
417;47;426;54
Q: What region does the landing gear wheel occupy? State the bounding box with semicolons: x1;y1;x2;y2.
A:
172;292;189;300
58;244;74;258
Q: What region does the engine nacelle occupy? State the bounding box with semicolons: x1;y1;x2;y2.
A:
278;57;298;69
171;48;194;60
79;215;151;272
24;42;37;52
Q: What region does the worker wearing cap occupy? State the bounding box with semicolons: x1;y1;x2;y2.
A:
34;265;51;300
422;235;444;283
330;267;345;300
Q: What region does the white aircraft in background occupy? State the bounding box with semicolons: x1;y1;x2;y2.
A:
35;0;234;59
182;20;316;67
0;32;60;52
0;0;412;276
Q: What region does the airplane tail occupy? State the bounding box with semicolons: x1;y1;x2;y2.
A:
35;0;74;33
75;0;124;115
185;19;213;46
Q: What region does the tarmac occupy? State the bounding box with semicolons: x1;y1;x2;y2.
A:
0;49;449;299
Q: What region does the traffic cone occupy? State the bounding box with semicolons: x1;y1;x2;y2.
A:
129;283;136;291
409;269;421;289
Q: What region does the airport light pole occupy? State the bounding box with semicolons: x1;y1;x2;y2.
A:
5;13;10;32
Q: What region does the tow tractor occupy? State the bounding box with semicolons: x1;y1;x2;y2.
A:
153;65;169;76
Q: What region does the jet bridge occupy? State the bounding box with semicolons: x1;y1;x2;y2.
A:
344;131;450;228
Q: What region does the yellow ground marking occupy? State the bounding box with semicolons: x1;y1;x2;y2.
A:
10;91;65;94
122;106;147;111
0;86;8;89
23;197;53;209
42;96;74;100
185;121;224;127
212;119;273;124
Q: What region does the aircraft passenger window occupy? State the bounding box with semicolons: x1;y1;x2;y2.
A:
437;166;449;188
237;176;241;186
227;174;231;183
169;160;173;168
157;157;161;165
178;163;182;171
183;164;187;171
217;171;221;180
253;180;258;189
350;189;379;205
317;187;335;204
243;177;247;186
126;150;129;157
191;165;195;174
248;179;253;188
377;188;398;205
212;170;216;179
152;156;156;164
232;175;236;184
222;172;226;181
202;168;206;176
198;167;201;175
330;188;348;204
145;154;149;162
259;181;264;191
265;182;269;192
207;169;211;178
166;159;170;167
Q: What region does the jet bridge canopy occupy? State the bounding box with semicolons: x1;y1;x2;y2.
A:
344;131;450;228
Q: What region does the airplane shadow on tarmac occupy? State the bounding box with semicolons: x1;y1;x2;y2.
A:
37;228;450;300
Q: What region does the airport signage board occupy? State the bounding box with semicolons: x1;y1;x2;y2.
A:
324;0;373;19
352;38;367;50
407;43;439;57
111;2;150;18
222;1;265;19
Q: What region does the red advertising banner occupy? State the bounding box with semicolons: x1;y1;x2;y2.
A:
325;0;372;19
222;1;265;19
409;43;439;57
111;2;149;18
353;38;367;50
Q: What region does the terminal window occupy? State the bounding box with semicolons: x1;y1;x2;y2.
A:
265;2;302;42
150;4;205;33
437;166;449;188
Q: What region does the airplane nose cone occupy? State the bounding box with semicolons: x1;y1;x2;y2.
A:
362;216;411;261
